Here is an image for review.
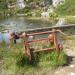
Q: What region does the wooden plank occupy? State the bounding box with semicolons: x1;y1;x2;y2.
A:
27;31;54;36
33;48;55;53
24;36;32;61
28;38;51;43
52;29;58;50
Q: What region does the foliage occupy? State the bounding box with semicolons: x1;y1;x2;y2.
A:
0;0;8;11
56;0;75;15
0;0;9;18
33;51;67;67
49;13;58;18
49;13;58;22
17;7;31;14
0;41;67;74
65;16;75;24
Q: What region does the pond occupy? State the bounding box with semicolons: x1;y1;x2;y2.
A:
0;17;55;32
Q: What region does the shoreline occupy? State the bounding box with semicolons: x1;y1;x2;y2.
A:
25;16;58;23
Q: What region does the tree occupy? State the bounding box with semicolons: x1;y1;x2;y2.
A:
0;0;8;16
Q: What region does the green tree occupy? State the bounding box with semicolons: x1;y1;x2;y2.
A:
0;0;8;17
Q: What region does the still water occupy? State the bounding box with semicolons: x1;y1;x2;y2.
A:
0;17;55;32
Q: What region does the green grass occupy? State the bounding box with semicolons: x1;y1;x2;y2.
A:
0;42;67;75
65;16;75;24
56;0;75;16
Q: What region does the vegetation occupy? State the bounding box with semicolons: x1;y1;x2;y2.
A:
0;0;17;19
65;16;75;24
54;0;75;24
0;41;67;75
0;0;7;19
16;0;52;16
49;13;58;22
56;0;75;16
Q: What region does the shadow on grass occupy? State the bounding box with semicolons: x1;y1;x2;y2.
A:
16;50;69;69
66;56;74;65
16;52;40;68
61;55;74;67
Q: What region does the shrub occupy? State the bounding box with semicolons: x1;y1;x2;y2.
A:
49;13;58;19
33;50;67;67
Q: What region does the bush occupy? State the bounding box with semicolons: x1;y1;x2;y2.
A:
15;50;67;68
49;13;58;21
17;7;31;14
33;50;67;67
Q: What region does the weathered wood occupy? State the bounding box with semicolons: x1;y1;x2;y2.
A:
52;29;58;51
24;29;62;61
18;25;75;35
27;30;53;36
33;47;55;53
28;38;52;43
24;35;32;61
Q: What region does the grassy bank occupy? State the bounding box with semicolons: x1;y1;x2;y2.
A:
58;15;75;24
65;16;75;24
0;41;67;75
26;16;75;25
25;16;58;25
56;0;75;16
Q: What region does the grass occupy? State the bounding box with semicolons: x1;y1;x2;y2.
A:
65;16;75;24
55;0;75;24
35;51;67;67
0;41;67;75
56;0;75;16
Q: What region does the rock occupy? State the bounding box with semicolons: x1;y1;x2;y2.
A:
69;65;75;68
68;72;75;75
41;12;49;17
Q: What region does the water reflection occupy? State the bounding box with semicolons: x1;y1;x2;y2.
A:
0;17;53;32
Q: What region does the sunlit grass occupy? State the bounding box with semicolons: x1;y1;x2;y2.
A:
0;41;67;75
